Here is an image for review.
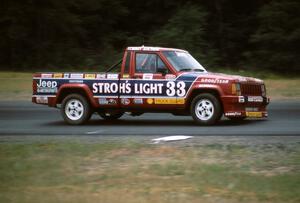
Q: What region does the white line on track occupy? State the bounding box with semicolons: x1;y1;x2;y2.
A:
86;130;105;135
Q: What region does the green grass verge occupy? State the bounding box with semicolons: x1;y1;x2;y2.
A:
0;72;32;101
0;141;299;203
0;71;299;101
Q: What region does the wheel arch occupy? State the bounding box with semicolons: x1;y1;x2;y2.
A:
56;84;97;107
186;87;224;113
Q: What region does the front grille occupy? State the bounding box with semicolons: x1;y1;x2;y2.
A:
240;84;262;96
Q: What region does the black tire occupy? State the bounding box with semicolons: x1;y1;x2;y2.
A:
98;111;124;120
190;93;223;125
61;94;92;125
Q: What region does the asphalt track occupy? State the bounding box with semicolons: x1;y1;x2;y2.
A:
0;101;299;136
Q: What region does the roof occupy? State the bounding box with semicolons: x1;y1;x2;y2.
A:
126;46;187;52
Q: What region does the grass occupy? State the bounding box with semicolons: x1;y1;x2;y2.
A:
0;72;32;101
0;140;299;203
0;71;299;101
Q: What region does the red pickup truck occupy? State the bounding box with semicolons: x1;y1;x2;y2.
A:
32;46;269;125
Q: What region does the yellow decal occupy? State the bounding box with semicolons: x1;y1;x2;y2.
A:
147;98;154;104
246;112;262;117
177;98;185;104
53;73;63;78
154;98;185;104
85;74;96;79
123;74;129;78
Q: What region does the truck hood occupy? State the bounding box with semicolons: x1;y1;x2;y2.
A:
206;72;264;84
181;71;264;84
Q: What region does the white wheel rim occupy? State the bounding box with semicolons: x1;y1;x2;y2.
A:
195;99;214;121
65;99;84;121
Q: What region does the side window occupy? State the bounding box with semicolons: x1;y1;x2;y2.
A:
135;53;169;74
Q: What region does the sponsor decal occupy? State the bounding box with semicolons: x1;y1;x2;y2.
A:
177;98;185;104
96;74;106;79
133;98;143;104
70;73;83;79
91;73;199;98
200;78;229;84
225;112;242;116
245;107;259;112
69;80;83;83
84;74;96;79
143;74;153;80
198;84;213;88
36;96;48;104
64;73;70;78
98;98;117;105
165;74;176;79
154;98;185;105
127;47;160;51
154;98;177;104
108;98;117;105
147;98;154;104
238;96;245;103
41;73;52;78
107;74;118;79
121;98;130;105
134;83;164;94
93;82;120;94
53;73;63;78
92;81;187;97
99;98;109;105
248;96;263;102
246;112;262;117
238;77;247;82
36;79;58;93
123;74;130;78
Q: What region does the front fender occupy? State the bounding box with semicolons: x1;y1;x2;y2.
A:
186;82;225;99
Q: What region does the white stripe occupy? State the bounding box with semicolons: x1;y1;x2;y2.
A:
32;95;56;97
93;95;118;98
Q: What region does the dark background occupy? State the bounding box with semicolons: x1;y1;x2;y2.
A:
0;0;299;73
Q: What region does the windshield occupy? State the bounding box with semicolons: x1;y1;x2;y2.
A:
163;51;206;72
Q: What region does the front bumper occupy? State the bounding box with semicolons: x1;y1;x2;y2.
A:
221;95;270;118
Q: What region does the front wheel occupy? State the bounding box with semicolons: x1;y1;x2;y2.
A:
61;94;92;125
191;93;223;125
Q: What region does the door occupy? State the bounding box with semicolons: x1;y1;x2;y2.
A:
120;52;182;109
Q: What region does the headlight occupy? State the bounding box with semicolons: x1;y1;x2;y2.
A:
232;83;241;96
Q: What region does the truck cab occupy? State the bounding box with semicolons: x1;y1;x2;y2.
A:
32;46;269;125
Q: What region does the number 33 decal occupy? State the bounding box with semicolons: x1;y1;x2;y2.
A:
166;81;186;97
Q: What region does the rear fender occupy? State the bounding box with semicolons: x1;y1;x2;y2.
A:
54;84;98;107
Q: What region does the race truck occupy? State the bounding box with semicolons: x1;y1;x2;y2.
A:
32;46;269;125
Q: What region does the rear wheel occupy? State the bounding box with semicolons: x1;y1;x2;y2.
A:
61;94;91;125
191;93;222;125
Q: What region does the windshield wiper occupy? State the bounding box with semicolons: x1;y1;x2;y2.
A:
179;68;193;71
193;69;205;72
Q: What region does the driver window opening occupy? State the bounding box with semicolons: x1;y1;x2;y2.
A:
135;53;169;74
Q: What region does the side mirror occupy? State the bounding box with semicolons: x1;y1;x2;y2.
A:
157;67;168;76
